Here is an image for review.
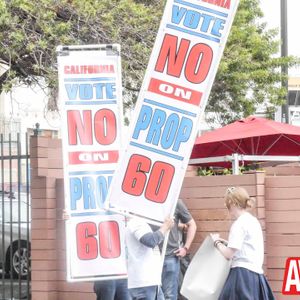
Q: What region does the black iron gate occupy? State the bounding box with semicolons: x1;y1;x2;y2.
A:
0;133;31;300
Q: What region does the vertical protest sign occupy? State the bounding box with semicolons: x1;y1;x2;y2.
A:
108;0;240;223
57;44;127;281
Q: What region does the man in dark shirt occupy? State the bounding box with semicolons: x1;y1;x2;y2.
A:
161;199;197;300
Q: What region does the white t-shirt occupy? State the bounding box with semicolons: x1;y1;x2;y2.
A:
125;218;162;289
227;212;264;274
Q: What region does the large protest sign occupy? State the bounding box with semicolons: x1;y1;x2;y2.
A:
57;45;127;281
108;0;240;223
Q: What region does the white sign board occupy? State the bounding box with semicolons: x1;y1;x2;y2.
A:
108;0;240;223
57;45;127;281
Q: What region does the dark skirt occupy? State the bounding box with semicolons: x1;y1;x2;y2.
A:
218;267;275;300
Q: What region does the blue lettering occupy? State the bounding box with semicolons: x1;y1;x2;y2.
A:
200;14;215;33
146;109;166;145
65;84;78;100
211;18;225;37
69;175;112;210
70;177;82;210
95;176;111;207
183;10;200;29
79;84;93;100
171;5;226;38
82;177;96;209
161;113;179;149
171;5;187;24
172;117;193;152
132;104;193;152
108;175;113;187
93;83;116;99
106;83;116;99
133;105;152;139
65;82;116;100
94;83;105;99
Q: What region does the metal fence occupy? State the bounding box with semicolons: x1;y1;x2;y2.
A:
0;133;31;300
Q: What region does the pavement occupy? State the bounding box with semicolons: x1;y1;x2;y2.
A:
0;271;30;300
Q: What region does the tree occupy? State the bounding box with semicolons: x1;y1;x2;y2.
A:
0;0;163;112
0;0;298;123
207;0;298;125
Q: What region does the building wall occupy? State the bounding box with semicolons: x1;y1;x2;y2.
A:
0;82;61;140
30;135;300;299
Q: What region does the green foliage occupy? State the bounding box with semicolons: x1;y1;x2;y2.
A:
207;0;298;125
197;164;263;176
0;0;163;110
197;167;233;176
0;0;298;120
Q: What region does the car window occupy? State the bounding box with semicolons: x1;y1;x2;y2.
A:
0;199;31;223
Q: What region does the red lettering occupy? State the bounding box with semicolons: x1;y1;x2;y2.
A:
122;154;174;203
145;161;174;203
94;109;117;145
122;154;151;196
67;109;117;146
68;110;92;145
99;221;121;258
148;78;202;106
155;34;190;78
201;0;231;9
224;0;231;9
76;222;98;260
68;150;119;165
64;65;115;74
185;43;213;84
155;34;213;84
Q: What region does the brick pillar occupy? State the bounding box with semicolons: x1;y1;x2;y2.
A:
30;135;94;300
30;136;62;300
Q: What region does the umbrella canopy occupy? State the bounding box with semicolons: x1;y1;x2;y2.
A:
191;116;300;160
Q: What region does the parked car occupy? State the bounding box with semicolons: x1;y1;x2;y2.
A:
0;191;31;279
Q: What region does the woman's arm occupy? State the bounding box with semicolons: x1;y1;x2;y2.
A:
214;240;237;260
211;233;237;260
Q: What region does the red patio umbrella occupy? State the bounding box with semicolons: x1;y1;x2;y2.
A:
190;116;300;161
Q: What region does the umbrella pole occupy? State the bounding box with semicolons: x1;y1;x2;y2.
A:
232;153;240;175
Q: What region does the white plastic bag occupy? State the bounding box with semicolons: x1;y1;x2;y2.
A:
180;235;231;300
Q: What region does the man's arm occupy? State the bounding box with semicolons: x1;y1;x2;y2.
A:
174;218;197;257
139;218;174;248
183;218;197;251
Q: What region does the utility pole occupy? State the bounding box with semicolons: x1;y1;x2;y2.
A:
281;0;289;123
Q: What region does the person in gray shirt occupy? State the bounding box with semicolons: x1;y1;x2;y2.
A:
161;199;197;300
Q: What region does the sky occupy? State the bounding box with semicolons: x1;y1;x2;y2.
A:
260;0;300;76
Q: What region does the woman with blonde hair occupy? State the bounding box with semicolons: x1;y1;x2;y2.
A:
211;186;275;299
